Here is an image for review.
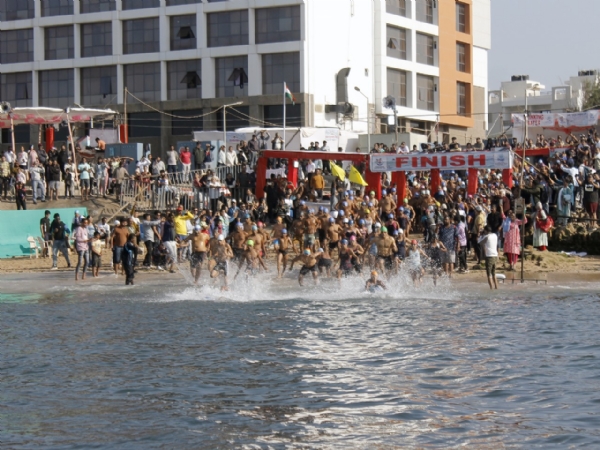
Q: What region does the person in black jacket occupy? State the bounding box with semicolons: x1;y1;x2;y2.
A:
486;204;503;238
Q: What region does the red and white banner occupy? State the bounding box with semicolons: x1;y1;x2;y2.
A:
512;111;599;131
369;150;513;172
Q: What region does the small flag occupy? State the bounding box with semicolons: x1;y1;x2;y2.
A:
349;165;368;186
329;162;346;181
284;83;296;105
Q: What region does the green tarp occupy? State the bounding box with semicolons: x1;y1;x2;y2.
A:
0;208;88;258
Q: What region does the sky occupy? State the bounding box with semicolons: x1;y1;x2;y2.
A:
488;0;600;90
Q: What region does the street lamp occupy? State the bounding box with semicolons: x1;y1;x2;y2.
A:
519;82;540;282
223;101;243;153
354;86;370;152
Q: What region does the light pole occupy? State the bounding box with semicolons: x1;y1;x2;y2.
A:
223;101;243;154
519;82;540;282
354;87;370;152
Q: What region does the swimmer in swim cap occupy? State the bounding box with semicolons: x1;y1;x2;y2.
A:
276;228;294;278
289;248;320;286
365;270;387;291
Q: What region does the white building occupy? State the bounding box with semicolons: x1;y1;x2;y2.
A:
488;70;600;139
0;0;491;154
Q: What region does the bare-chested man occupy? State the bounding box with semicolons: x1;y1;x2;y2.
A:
235;240;268;279
374;226;398;276
303;209;319;252
247;224;267;257
327;218;343;257
317;243;333;278
271;216;286;241
289;249;319;286
183;225;210;284
276;228;293;278
228;223;247;262
379;189;397;221
210;234;234;290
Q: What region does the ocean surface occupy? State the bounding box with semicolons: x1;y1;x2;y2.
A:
1;271;600;449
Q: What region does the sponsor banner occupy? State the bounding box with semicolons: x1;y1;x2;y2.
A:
369;150;513;172
512;111;599;129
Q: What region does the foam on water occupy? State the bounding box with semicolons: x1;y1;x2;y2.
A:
157;265;460;304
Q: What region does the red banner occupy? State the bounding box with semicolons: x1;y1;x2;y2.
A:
369;150;513;172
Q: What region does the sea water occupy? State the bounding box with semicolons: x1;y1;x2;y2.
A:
1;271;600;448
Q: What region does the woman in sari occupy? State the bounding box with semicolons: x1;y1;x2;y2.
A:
502;210;526;271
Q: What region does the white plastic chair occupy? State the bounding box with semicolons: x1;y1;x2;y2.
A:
27;236;39;259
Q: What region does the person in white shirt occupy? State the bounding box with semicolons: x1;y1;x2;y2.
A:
217;146;226;167
4;148;16;169
225;146;238;166
29;161;46;204
478;226;499;290
17;147;29;170
397;142;410;154
137;156;151;173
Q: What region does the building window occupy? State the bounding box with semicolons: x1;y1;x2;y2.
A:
386;26;407;60
0;0;34;21
166;0;201;5
123;18;160;54
122;0;159;10
124;62;161;102
128;112;161;138
0;29;34;64
262;52;300;96
386;68;407;107
215;56;248;98
41;0;74;17
171;109;204;136
456;42;468;72
255;6;301;44
456;2;467;33
45;26;74;61
171;15;196;51
39;69;74;107
81;22;112;58
81;66;116;106
386;0;407;17
216;106;249;131
417;74;434;111
457;82;467;116
1;72;33;107
168;59;202;100
264;105;302;127
416;33;434;66
207;10;249;47
416;0;434;24
80;0;115;13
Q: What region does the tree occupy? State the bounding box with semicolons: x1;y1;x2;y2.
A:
582;79;600;111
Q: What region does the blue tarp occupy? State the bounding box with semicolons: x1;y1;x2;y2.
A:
0;208;88;258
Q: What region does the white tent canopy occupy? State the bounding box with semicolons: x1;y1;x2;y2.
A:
0;107;116;128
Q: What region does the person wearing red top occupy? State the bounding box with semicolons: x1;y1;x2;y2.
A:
180;146;192;182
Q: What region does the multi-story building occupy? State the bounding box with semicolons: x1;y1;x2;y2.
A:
0;0;491;154
488;71;600;139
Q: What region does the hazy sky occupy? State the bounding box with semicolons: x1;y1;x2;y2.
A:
489;0;600;90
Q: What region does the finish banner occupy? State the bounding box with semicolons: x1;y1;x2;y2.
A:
369;150;513;172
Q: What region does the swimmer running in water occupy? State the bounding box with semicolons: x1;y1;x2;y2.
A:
289;249;319;286
182;223;210;285
276;228;293;278
406;239;429;288
365;270;387;291
234;239;268;280
209;234;233;291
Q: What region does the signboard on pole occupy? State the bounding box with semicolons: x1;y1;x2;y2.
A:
369;150;513;172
